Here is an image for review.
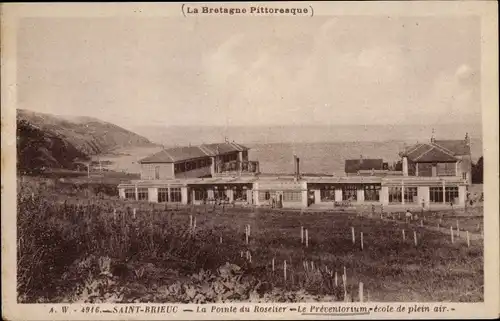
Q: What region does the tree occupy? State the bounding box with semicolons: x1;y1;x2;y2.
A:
471;156;483;184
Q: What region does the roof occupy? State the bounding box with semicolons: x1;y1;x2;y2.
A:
401;139;470;163
200;142;249;155
345;159;384;174
433;140;471;156
139;142;249;164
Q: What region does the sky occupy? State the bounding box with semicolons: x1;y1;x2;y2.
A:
17;15;482;128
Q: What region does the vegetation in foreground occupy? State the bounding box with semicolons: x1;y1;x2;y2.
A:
17;177;483;303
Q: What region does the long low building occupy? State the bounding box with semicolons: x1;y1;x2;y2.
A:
118;135;472;209
118;174;467;209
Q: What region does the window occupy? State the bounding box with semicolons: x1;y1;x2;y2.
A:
283;191;302;202
158;188;169;203
170;187;182;202
342;185;357;201
389;187;402;203
155;166;160;179
445;186;459;203
137;188;148;201
404;187;418;203
437;163;456;176
193;188;207;201
418;163;433;177
125;188;135;200
430;187;443;203
259;191;271;201
364;184;381;201
233;187;247;201
213;189;225;199
320;187;335;201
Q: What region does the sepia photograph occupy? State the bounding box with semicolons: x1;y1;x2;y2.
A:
2;1;499;320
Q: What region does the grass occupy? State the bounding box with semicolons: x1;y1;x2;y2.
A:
17;176;483;303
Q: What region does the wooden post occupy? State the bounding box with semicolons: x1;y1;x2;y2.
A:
245;226;249;245
189;214;193;229
247;224;251;237
351;227;355;244
451;226;454;243
413;231;417;246
466;231;470;247
360;232;364;250
219;236;223;244
113;209;116;222
301;226;304;244
335;271;338;286
305;229;309;248
342;266;347;300
311;261;314;271
272;258;275;271
359;282;364;302
284;260;287;282
402;229;405;241
420;220;423;227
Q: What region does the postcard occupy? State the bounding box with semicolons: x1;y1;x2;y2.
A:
1;1;498;320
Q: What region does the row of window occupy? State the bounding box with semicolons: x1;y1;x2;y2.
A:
387;186;459;203
389;187;418;203
318;184;381;202
125;186;460;204
124;188;182;203
430;186;459;203
258;191;302;202
191;188;248;201
174;158;212;174
417;163;457;177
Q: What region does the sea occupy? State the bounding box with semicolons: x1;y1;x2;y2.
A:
100;138;483;176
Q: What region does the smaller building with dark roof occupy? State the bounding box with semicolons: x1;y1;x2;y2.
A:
345;158;385;176
138;141;259;180
399;133;472;184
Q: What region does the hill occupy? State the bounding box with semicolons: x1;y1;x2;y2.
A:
17;109;154;173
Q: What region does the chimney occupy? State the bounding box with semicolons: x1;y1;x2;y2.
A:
431;128;436;144
294;155;300;180
465;132;470;146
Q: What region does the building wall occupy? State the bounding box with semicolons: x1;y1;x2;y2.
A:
174;165;212;179
140;163;174;180
456;155;472;184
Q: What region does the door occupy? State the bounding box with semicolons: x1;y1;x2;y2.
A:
431;164;437;177
308;190;315;206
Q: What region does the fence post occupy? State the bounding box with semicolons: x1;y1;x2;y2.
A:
359;282;364;302
284;260;287;282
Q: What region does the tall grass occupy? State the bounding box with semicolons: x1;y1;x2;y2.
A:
17;177;483;303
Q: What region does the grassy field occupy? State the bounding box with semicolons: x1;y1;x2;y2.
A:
17;176;483;303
